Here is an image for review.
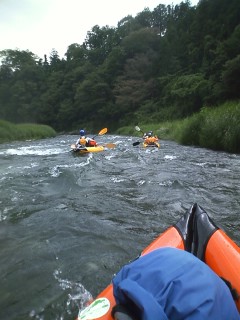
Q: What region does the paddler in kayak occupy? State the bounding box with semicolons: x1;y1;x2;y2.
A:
75;129;97;148
111;247;239;320
143;130;159;147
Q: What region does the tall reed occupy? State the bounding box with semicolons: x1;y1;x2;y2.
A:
117;101;240;154
172;101;240;153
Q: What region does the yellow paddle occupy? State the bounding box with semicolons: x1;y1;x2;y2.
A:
92;127;108;139
94;129;116;148
103;143;116;149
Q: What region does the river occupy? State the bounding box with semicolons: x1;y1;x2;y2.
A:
0;134;239;320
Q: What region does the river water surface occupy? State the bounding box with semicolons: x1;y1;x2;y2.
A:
0;134;239;320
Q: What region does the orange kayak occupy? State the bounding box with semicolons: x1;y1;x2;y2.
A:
143;141;160;148
77;204;240;319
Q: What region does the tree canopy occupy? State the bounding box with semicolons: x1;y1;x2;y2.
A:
0;0;239;132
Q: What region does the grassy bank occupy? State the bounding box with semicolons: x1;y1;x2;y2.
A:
117;101;240;154
0;120;56;143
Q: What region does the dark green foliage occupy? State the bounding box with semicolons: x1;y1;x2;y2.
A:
0;0;239;149
221;55;240;99
162;73;209;117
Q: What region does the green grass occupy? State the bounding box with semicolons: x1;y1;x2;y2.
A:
0;120;56;143
2;100;239;153
116;101;240;154
174;102;240;153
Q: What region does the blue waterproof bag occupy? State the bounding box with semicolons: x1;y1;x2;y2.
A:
112;247;239;320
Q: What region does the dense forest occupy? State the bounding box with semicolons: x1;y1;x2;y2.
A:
0;0;240;133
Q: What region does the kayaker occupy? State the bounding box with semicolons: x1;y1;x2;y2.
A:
143;130;154;138
75;129;97;148
111;247;239;320
143;130;159;146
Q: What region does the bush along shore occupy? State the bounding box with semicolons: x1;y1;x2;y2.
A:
117;101;240;154
0;120;56;143
1;101;239;154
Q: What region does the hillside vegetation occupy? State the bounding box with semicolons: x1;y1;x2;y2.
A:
0;0;239;153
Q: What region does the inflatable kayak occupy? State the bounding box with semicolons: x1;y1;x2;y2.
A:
71;143;116;154
72;145;105;154
143;141;160;148
132;141;160;148
77;203;240;319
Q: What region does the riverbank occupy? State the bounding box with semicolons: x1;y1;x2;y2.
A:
1;101;239;154
0;120;56;143
117;101;240;154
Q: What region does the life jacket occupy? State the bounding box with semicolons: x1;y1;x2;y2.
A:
112;247;239;320
144;136;158;145
79;137;87;145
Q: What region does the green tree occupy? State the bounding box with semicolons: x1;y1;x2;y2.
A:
164;74;209;117
221;55;240;99
84;25;119;66
0;49;45;123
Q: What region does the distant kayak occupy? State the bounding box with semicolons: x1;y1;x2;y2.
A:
70;143;116;154
76;203;240;320
134;126;160;148
132;141;160;148
143;141;160;148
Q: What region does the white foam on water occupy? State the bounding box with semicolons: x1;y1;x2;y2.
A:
195;162;207;167
110;176;125;183
49;156;92;177
3;145;66;156
105;154;115;160
164;155;177;160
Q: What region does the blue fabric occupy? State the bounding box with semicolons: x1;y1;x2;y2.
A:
112;247;239;320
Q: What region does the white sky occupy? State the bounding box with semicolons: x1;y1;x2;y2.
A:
0;0;198;59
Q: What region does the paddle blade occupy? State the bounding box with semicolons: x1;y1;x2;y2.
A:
104;143;116;149
99;128;108;135
71;144;76;149
135;126;141;132
92;127;108;139
133;141;141;146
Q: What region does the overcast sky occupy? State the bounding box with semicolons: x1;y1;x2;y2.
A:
0;0;198;59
